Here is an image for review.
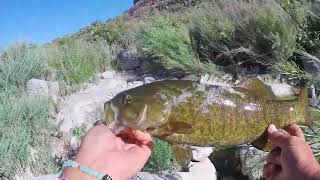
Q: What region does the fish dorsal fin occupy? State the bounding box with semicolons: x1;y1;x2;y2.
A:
172;144;192;171
169;121;193;134
236;78;276;100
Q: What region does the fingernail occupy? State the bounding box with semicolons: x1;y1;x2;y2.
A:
268;124;277;133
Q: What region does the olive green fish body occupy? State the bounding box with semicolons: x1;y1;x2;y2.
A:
104;79;310;150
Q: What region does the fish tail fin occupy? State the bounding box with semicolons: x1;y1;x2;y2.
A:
298;85;312;128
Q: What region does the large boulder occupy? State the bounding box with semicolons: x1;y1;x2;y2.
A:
26;79;60;104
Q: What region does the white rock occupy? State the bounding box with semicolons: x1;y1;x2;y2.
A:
200;74;231;87
144;77;156;84
35;173;60;180
176;158;217;180
267;83;294;97
27;79;60;104
128;81;144;88
101;70;115;79
132;172;180;180
58;77;128;133
238;145;268;180
190;146;213;162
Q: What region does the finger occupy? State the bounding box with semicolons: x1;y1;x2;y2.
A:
267;124;292;148
126;144;152;161
134;130;152;144
286;124;305;141
263;163;277;179
122;143;138;151
266;151;281;165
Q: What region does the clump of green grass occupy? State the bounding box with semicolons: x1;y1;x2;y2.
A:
72;127;87;140
137;20;220;75
243;6;298;61
0;42;57;178
301;108;320;160
189;3;236;59
275;60;312;83
143;138;174;174
0;90;56;176
0;42;48;89
88;18;135;49
48;39;112;87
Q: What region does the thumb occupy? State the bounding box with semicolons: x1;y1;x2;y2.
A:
268;124;292;149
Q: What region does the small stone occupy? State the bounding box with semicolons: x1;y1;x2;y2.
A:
128;81;144;89
182;74;198;81
101;70;115;79
144;77;156;84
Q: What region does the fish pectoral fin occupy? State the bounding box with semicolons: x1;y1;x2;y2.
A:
251;130;273;151
169;121;193;134
172;144;192;172
236;78;275;100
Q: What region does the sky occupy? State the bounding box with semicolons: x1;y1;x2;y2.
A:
0;0;133;47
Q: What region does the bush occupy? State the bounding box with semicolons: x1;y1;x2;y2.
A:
137;21;220;75
0;42;48;89
275;60;312;84
302;108;320;160
143;138;174;174
0;90;56;176
88;18;135;49
187;3;236;67
48;39;112;86
243;6;298;61
297;1;320;52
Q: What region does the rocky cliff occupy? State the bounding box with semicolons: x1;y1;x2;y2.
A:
126;0;200;16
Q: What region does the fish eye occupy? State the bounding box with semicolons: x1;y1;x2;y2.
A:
123;94;133;104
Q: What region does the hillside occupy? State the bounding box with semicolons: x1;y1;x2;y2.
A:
1;0;320;179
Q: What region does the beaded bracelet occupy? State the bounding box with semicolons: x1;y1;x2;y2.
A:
61;160;112;180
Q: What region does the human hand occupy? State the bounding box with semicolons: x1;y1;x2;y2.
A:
263;124;320;180
61;124;152;180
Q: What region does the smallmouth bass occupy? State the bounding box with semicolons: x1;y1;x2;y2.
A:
104;78;311;167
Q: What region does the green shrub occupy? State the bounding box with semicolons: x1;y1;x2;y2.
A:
243;6;298;61
297;1;320;52
48;39;112;86
88;18;135;49
143;138;174;174
73;127;87;140
190;3;235;44
275;60;312;84
302;108;320;160
0;90;56;176
137;21;220;75
0;42;48;89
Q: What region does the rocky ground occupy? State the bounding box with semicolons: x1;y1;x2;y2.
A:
19;66;319;180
